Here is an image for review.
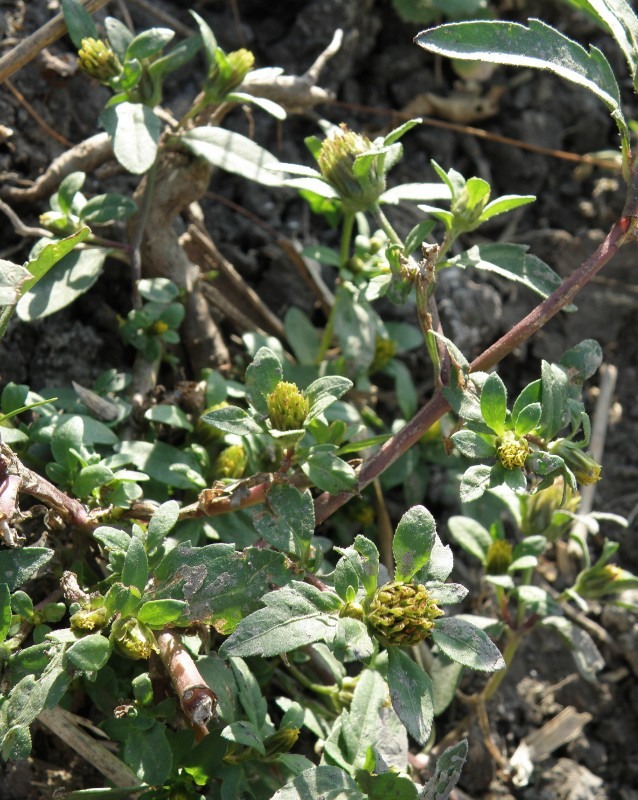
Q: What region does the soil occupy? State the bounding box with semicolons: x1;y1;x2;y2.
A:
1;1;638;798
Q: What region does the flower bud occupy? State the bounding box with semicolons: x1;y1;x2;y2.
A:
551;439;602;485
78;38;122;84
214;444;247;479
70;601;108;631
208;49;255;100
365;581;443;647
497;430;530;470
369;337;397;374
263;727;300;758
266;381;309;431
317;125;386;214
110;617;158;660
521;478;579;541
485;540;513;575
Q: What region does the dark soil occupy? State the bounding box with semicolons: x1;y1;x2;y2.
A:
1;1;638;798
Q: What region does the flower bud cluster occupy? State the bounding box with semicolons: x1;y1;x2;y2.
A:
78;38;122;84
266;381;309;431
496;430;530;470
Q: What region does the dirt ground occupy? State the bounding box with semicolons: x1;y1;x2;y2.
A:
1;1;638;798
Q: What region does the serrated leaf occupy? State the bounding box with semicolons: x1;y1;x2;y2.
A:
180;127;285;186
219;582;341;657
432;617;505;671
415;19;624;120
387;647;434;745
393;505;437;582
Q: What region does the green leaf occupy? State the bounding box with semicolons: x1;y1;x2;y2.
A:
559;339;603;384
513;402;542;436
387;647;434;745
117;441;205;489
66;633;111;671
431;617;505;671
190;10;217;68
333;617;375;662
121;536;149;592
180;127;285;186
125;27;174;60
227;91;287;120
447;243;563;301
0;259;31;305
341;669;388;768
420;739;468;800
33;413;118;447
357;767;419;800
201;405;264;435
252;485;314;559
124;720;172;785
541;615;604;683
137;599;188;626
57;171;85;215
447;516;491;564
17;246;108;321
50;414;84;469
62;0;98;48
571;0;638;84
450;430;495;459
0;548;53;591
480;373;507;436
104;16;133;61
144;404;193;431
380;182;450;205
219;582;342;657
539;360;569;440
147;500;180;552
270;765;365;800
222;720;265;754
393;505;437;582
284;307;321;364
79;194;138;224
479;194;535;222
415;19;624;121
302;446;358;494
73;463;115;497
305;376;353;423
152;544;290;634
100;103;161;174
245;346;283;416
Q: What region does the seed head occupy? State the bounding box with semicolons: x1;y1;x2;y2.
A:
365;581;443;647
266;381;309;431
110;618;158;660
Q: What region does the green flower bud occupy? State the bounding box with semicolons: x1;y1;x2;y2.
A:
110;617;158;660
369;336;397;374
365;581;443;647
208;48;255;100
573;562;638;600
267;381;309;431
78;38;122;84
70;599;108;631
521;478;580;542
263;727;300;758
551;439;602;485
214;444;247;479
485;539;513;575
497;430;530;470
317;125;386;214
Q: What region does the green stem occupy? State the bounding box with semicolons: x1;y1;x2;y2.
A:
0;305;15;341
285;659;336;697
373;205;402;247
481;628;523;703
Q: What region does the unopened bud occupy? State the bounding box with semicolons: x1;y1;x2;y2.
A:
214;444;247;479
110;617;158;660
485;540;513;575
551;439;602;485
267;381;309;431
78;38;121;84
369;337;397;374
